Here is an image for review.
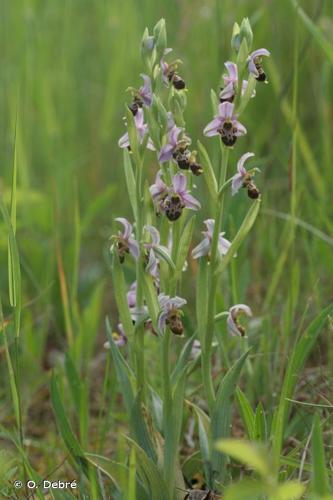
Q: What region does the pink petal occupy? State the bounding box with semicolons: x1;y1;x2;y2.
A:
172;173;187;193
224;61;238;83
115;217;132;239
231;173;244;196
237;152;254;174
182;192;201;210
203;117;222;137
118;132;130;149
218;101;234;120
191;237;211;259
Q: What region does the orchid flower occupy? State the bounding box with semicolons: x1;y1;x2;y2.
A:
118;108;155;150
160;48;173;85
227;304;253;337
163;173;201;221
143;225;169;280
127;281;148;322
192;219;231;259
138;74;153;107
231;152;255;195
203;102;246;147
158;124;183;163
149;170;168;212
160;47;185;89
113;218;139;262
104;323;128;349
247;48;270;81
219;61;255;102
157;293;187;335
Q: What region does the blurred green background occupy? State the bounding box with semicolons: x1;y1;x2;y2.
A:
1;0;333;481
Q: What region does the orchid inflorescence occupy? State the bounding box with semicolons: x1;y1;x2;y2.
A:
108;17;269;497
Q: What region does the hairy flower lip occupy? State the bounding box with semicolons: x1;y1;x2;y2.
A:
157;293;187;334
203;102;247;144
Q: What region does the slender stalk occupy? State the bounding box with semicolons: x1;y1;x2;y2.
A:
202;146;229;411
162;328;174;498
134;155;145;394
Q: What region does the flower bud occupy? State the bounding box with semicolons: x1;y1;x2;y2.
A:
239;17;253;52
153;18;167;60
141;27;155;68
231;18;253;53
231;22;241;51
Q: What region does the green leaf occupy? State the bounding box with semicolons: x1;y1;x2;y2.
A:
171;333;195;387
224;479;267;500
211;350;251;482
311;413;329;496
105;318;134;413
123;149;137;219
64;353;89;447
111;254;135;338
254;402;267;441
215;198;261;275
142;273;159;329
125;437;169;500
236;387;256;440
0;198;21;337
215;439;270;478
174;214;196;279
271;303;333;465
154;245;176;271
84;453;124;489
274;481;305;500
196;258;208;343
197;140;218;200
50;374;84;461
130;394;156;461
188;401;212;487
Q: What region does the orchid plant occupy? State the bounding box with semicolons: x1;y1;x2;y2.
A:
107;17;272;500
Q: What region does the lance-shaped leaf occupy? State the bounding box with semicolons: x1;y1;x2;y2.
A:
111;254;135;337
215;198;261;276
106;317;135;412
154;245;176;271
187;400;212;488
311;413;329;496
174;213;196;279
211;350;251;483
50;374;85;464
196;258;208;341
143;273;159;329
123;149;137;219
236;387;256;440
125;437;169;500
171;333;196;386
197;140;218;200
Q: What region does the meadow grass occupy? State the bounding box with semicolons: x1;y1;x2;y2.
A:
0;0;333;498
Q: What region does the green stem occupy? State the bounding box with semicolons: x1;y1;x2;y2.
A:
202;146;229;411
134;156;145;394
162;329;174;498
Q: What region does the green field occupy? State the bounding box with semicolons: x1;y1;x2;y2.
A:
1;0;333;498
